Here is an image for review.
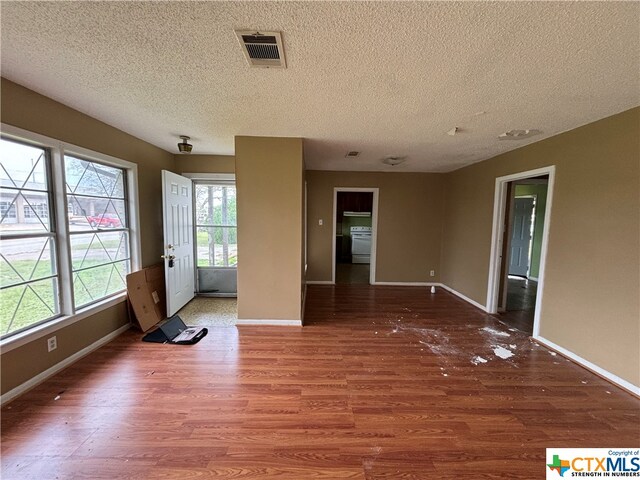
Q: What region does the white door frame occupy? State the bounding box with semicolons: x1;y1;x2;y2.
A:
332;188;379;285
182;173;236;294
486;166;555;337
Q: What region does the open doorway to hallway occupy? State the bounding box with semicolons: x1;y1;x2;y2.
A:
498;177;549;333
332;188;378;284
487;167;555;337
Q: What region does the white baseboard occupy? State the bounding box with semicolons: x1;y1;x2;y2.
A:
534;336;640;397
529;276;539;282
373;281;438;286
1;323;131;406
438;284;489;312
306;280;334;285
236;319;303;326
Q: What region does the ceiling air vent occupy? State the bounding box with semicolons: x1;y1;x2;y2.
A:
235;30;286;68
345;151;360;158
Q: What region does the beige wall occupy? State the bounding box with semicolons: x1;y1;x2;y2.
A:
235;136;304;321
306;171;444;283
175;154;235;174
1;78;175;395
441;107;640;386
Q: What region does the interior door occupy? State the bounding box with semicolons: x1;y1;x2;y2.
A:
162;170;195;316
508;197;535;277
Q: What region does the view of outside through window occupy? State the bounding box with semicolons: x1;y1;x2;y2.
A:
195;184;237;267
65;156;130;308
0;138;59;337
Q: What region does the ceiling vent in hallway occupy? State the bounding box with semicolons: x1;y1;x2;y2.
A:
235;30;286;68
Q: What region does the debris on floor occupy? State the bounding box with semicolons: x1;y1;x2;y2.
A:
493;345;515;359
482;326;511;337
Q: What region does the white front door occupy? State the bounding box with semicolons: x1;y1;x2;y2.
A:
162;170;195;316
508;197;535;277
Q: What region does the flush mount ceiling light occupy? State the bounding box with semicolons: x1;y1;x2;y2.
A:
177;135;193;154
498;129;541;140
382;155;406;166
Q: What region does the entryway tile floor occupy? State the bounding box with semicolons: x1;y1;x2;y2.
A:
176;296;237;327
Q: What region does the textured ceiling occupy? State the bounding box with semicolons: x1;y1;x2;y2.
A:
1;1;638;172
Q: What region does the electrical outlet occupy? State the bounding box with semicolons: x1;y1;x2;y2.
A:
47;336;57;352
430;270;435;277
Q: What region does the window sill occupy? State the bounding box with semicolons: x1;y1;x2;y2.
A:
0;293;128;354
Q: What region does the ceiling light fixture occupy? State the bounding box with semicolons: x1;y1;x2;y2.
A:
382;156;406;166
177;135;193;153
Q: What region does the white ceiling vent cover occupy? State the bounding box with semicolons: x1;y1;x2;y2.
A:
235;30;286;68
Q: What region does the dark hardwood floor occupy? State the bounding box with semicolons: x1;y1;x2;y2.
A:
2;285;638;479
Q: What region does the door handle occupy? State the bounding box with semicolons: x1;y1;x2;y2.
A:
160;254;175;260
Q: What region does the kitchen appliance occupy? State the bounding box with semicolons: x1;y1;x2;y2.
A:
350;226;372;264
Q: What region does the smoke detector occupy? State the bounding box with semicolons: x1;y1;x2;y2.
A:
235;30;286;68
498;129;541;140
382;156;406;166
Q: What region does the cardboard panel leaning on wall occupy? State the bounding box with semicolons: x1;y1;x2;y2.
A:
235;136;304;321
305;171;444;283
0;78;175;396
440;107;640;387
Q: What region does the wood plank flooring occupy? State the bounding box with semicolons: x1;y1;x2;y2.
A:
2;285;638;479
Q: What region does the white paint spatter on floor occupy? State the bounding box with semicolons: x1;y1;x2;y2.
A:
471;356;488;365
549;351;557;356
492;345;515;359
482;326;510;337
509;344;516;349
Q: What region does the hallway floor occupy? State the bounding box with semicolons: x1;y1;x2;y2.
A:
336;263;370;284
499;276;538;334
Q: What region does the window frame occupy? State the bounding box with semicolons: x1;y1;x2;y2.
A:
64;154;132;310
189;174;237;269
0;123;141;353
0;140;60;336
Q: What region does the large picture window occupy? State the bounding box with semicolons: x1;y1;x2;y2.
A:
0;139;59;337
195;184;237;267
0;126;139;342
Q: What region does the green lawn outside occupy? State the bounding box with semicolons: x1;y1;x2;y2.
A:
1;258;128;337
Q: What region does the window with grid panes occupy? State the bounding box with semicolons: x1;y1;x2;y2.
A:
0;126;138;341
0;138;60;337
64;155;131;309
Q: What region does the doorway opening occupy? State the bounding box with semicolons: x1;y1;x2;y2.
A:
486;167;555;336
332;188;379;285
167;172;238;326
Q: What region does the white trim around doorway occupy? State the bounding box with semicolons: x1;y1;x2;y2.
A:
332;188;379;285
486;166;555;339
